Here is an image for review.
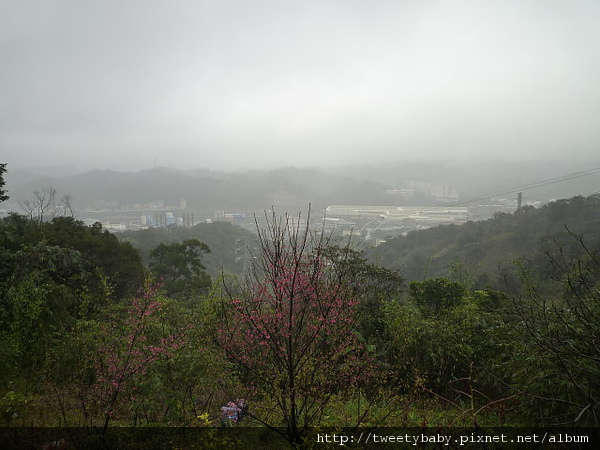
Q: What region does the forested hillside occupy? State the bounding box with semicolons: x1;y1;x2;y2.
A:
372;195;600;287
120;221;257;277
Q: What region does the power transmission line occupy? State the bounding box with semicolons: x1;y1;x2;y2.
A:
443;167;600;207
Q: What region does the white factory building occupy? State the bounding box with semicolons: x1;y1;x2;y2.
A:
325;205;468;225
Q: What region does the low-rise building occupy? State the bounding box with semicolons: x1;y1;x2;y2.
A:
325;205;468;225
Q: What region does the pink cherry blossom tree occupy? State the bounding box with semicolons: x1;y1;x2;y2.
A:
88;281;188;433
219;209;373;444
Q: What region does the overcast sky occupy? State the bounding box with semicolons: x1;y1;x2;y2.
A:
2;0;600;172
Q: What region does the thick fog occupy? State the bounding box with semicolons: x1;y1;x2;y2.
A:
2;0;600;172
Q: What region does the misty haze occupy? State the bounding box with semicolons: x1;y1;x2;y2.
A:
1;0;599;446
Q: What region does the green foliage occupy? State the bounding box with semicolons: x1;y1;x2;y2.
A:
323;246;404;348
503;231;600;425
0;215;145;409
3;244;86;372
409;278;468;314
0;215;144;303
37;217;145;300
149;239;211;300
384;280;509;395
121;221;256;278
0;389;32;425
0;234;103;389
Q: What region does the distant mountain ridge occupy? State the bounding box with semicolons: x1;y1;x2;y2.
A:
4;165;395;214
4;159;599;217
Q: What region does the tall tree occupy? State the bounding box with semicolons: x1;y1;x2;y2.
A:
219;210;372;445
0;163;8;203
18;188;56;224
89;282;187;433
149;239;211;300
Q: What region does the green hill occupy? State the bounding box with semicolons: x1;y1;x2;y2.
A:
120;221;257;277
371;194;600;287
